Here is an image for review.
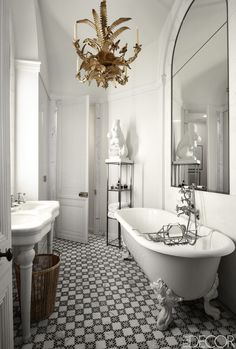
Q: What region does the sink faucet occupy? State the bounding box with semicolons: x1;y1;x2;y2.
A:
10;195;15;208
17;192;26;204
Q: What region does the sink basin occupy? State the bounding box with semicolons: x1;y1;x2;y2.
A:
11;211;52;246
12;212;38;226
21;201;54;210
11;212;50;230
11;201;60;246
15;201;60;219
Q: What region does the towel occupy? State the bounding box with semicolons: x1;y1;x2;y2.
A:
108;211;116;219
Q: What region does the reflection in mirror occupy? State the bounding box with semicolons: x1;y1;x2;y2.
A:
171;0;229;194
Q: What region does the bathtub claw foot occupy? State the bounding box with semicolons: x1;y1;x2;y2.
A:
121;240;133;260
121;248;133;260
204;274;220;320
151;279;183;331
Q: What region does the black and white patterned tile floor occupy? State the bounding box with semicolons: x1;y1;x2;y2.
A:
13;235;236;349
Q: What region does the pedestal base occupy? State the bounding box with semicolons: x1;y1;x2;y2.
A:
16;246;35;342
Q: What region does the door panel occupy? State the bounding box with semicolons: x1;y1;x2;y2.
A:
56;96;89;243
57;198;88;242
0;270;13;349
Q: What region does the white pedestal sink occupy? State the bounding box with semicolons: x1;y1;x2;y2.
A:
11;201;60;342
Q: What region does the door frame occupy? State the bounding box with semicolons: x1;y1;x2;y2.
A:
0;0;14;346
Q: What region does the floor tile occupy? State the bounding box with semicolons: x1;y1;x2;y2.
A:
13;235;236;348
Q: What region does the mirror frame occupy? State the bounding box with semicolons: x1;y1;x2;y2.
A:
170;0;230;194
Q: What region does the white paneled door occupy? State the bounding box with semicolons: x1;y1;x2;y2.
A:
0;0;14;347
56;96;89;243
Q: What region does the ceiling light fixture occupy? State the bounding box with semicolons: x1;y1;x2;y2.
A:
73;0;142;88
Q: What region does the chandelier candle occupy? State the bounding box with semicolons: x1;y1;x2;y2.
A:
136;28;139;45
74;23;77;41
73;0;142;88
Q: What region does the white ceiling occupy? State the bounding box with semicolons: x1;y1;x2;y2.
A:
38;0;173;100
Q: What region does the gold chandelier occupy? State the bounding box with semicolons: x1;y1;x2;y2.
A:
73;0;142;88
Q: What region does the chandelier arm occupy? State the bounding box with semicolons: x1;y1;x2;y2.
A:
76;48;89;62
126;45;142;65
84;38;101;52
74;40;94;61
76;70;88;83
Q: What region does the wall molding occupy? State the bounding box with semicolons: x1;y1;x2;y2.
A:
15;59;41;73
50;93;90;104
50;80;164;105
105;80;163;103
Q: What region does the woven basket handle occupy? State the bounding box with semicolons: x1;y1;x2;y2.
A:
52;249;61;257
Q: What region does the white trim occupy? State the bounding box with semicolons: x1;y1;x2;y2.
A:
15;59;41;73
158;0;194;210
159;0;193;78
50;93;90;103
0;0;11;244
50;80;163;104
106;80;163;102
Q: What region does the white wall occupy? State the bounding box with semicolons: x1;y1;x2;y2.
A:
106;88;163;209
15;60;41;200
34;0;49;91
11;0;50;200
10;0;38;61
103;84;164;239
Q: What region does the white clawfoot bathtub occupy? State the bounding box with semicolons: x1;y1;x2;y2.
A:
115;208;235;330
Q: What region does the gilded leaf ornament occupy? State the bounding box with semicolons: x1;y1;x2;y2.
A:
73;0;142;88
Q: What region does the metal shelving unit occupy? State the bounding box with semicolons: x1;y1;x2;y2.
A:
106;159;134;248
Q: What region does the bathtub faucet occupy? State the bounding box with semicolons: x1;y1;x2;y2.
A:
176;204;192;217
175;185;200;245
176;185;200;220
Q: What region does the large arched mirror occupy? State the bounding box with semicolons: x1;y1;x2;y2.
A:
171;0;229;194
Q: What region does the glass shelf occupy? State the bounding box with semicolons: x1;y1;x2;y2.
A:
108;189;131;192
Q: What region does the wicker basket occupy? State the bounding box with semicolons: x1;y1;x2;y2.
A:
15;253;60;322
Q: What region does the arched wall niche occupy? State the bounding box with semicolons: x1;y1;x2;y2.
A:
159;0;236;313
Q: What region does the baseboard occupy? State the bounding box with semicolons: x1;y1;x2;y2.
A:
56;231;87;243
